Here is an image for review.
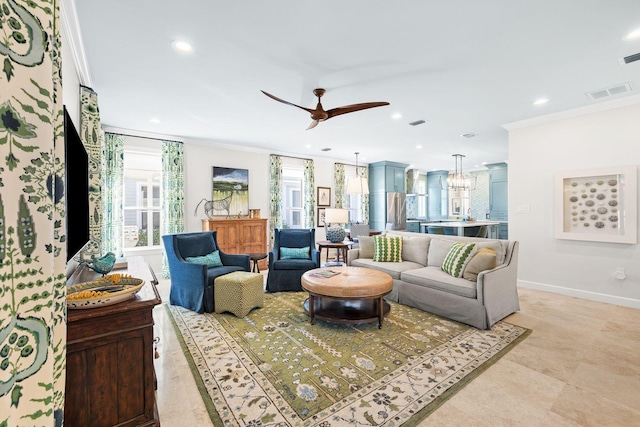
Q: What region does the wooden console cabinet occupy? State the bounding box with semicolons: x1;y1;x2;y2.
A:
65;257;161;427
202;218;268;270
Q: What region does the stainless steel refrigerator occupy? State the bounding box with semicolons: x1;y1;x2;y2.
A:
386;192;406;230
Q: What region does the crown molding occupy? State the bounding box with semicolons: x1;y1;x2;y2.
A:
503;93;640;131
61;0;92;87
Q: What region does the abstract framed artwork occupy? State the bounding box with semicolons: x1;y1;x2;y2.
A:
554;165;637;244
317;208;326;227
317;187;331;207
212;167;249;218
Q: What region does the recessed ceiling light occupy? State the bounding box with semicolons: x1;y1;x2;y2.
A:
391;113;402;120
172;40;194;53
533;98;549;105
482;161;488;165
305;144;311;148
416;145;423;149
623;28;640;41
149;118;161;124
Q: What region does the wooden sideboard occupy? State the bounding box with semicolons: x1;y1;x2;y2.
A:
65;257;161;427
202;218;268;270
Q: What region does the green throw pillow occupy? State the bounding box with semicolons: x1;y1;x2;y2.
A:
441;242;476;278
185;250;223;267
373;236;403;262
280;246;311;259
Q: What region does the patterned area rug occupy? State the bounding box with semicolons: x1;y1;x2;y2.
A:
167;292;530;427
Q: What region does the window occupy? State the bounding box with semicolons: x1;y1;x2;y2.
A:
282;158;306;228
448;188;470;218
123;147;162;248
344;165;365;223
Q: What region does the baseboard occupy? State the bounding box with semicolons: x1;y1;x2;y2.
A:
518;280;640;309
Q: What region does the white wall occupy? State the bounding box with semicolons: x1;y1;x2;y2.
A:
61;4;81;127
183;139;343;242
507;95;640;308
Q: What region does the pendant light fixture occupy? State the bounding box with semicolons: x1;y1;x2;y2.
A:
346;152;370;195
446;154;476;191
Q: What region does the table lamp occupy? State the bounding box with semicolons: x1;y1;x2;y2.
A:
324;208;349;243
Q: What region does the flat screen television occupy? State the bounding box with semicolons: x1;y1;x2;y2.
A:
64;107;90;262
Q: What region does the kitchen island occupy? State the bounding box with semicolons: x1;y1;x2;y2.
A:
419;221;503;238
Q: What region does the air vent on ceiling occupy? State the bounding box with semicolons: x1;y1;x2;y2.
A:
618;52;640;65
586;82;632;100
408;120;426;126
461;133;477;139
320;147;332;152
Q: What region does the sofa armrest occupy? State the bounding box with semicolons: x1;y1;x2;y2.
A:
167;257;209;283
311;248;321;267
268;250;277;269
476;241;520;327
220;252;251;271
347;248;360;265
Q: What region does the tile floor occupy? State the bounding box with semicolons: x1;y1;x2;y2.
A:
152;274;640;426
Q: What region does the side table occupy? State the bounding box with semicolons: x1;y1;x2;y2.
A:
317;240;352;265
249;252;268;273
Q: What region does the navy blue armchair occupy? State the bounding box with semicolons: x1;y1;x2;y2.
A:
162;231;250;313
266;228;320;292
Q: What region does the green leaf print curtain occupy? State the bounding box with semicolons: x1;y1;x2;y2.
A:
334;163;369;223
102;133;124;257
0;0;66;424
303;159;315;228
269;155;283;247
334;163;346;208
80;86;103;259
359;164;370;223
161;140;185;278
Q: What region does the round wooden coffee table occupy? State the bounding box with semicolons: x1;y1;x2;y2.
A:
301;266;393;328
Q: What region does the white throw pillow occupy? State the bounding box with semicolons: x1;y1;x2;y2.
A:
427;238;456;267
357;236;375;259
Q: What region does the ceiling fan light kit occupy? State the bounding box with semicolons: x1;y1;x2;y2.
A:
261;88;389;130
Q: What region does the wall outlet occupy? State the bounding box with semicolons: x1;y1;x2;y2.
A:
614;267;626;280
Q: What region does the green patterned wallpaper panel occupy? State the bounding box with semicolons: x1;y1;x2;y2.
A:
0;0;66;425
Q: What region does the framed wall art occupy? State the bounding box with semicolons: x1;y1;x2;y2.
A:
212;166;249;217
317;187;331;207
554;165;637;244
317;208;326;227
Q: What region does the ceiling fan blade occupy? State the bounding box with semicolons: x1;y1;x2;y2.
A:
326;102;390;119
261;90;314;114
306;120;319;130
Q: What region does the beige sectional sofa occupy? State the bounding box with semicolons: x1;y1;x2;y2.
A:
347;230;520;329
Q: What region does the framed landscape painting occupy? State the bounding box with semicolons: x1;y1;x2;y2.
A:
212;167;249;217
554;165;637;244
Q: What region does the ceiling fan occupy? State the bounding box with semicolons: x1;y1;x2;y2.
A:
261;88;390;130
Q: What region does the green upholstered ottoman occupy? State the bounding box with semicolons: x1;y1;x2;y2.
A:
214;271;264;317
